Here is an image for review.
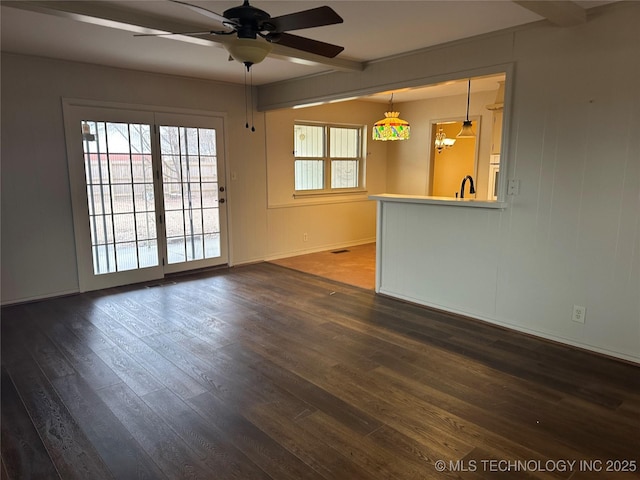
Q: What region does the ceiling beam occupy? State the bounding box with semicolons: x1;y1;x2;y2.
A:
3;1;364;72
513;0;587;26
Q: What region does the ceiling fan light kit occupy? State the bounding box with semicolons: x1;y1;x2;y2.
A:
225;38;273;67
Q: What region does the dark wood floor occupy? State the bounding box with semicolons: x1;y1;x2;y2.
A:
2;263;639;480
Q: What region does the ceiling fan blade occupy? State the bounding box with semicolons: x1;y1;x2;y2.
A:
134;30;214;37
267;6;343;33
271;33;344;58
169;0;237;29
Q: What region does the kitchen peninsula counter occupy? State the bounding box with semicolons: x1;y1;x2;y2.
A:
369;193;506;319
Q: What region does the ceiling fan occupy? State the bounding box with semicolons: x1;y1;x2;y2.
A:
140;0;345;67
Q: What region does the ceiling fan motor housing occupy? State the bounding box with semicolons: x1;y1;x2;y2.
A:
223;3;274;39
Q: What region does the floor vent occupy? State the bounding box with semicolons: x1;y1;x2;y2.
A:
145;281;177;288
331;249;350;254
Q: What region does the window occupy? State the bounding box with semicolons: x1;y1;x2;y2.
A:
294;123;364;193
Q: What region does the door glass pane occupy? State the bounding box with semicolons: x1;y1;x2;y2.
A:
159;125;221;264
81;121;158;274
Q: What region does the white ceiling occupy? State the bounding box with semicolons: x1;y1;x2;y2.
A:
0;1;612;100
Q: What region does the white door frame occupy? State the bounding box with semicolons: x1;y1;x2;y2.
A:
62;99;230;292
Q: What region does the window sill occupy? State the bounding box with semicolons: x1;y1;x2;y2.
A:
268;189;370;209
293;188;368;199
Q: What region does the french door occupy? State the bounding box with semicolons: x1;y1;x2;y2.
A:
63;102;228;291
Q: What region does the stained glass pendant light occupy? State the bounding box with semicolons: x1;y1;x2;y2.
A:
372;93;410;141
457;79;475;138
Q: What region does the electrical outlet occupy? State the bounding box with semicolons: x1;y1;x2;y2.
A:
572;305;586;324
508;179;520;195
303;233;308;241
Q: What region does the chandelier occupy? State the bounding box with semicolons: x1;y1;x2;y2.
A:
434;126;456;153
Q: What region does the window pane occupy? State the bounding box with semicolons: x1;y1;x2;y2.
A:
113;214;136;242
295;160;324;190
330;127;360;158
184;209;203;236
185;127;200;156
201;183;218;208
294;125;324;158
165;210;185;237
199;129;217;155
183;182;202;209
184;155;201;182
202;208;220;234
160;126;180;155
90;214;114;245
186;234;204;261
167;237;186;264
204;233;220;258
135;212;156;240
138;240;158;268
87;184;112;215
109;154;132;184
107;123;130;154
115;241;138;271
129;124;151;154
111;184;133;213
200;156;217;182
133;184;155;212
131;154;153;183
331;160;359;188
85;153;110;185
92;244;116;275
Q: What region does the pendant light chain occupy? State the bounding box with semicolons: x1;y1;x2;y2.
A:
465;79;471;121
457;78;476;138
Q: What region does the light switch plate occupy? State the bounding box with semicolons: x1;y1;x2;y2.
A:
508;179;520;195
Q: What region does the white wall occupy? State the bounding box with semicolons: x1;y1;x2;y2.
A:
259;3;640;362
1;54;268;303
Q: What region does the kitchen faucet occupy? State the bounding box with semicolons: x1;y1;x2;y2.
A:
459;175;476;198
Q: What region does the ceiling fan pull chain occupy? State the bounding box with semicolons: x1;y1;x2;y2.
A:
250;67;255;132
244;67;250;130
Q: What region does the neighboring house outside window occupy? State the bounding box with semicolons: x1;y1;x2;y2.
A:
294;123;365;194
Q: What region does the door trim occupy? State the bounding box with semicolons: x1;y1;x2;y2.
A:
62;98;231;292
